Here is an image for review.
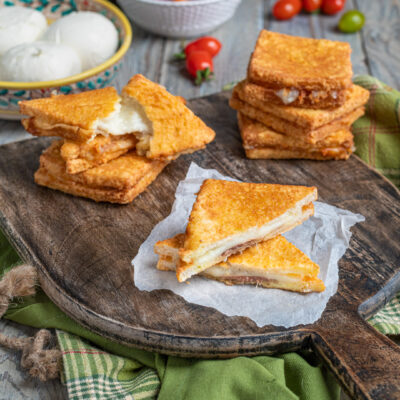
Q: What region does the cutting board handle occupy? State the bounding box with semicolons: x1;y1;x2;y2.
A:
312;301;400;399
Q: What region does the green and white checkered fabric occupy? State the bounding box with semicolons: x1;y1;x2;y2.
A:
353;75;400;335
57;331;160;400
353;75;400;187
368;293;400;336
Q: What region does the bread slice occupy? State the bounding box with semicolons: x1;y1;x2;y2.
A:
155;233;325;293
244;147;352;160
35;140;168;203
231;80;369;132
248;30;352;92
238;113;354;149
238;113;354;160
242;80;347;109
60;135;137;174
121;74;215;160
20;87;122;142
176;179;317;282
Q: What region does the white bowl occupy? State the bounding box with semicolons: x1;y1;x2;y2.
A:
117;0;242;38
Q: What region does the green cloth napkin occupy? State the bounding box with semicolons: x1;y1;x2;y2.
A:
1;74;400;399
353;75;400;187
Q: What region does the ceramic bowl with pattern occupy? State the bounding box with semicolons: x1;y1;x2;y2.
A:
117;0;242;38
0;0;132;120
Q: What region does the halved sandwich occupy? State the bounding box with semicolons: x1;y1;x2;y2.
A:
177;179;317;282
20;74;215;161
238;113;355;160
247;30;353;108
155;233;325;293
230;80;369;138
35;140;168;204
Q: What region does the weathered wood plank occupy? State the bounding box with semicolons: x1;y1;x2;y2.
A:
0;123;30;146
355;0;400;89
264;0;312;36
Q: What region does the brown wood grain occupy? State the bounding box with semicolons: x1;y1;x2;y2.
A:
0;91;400;399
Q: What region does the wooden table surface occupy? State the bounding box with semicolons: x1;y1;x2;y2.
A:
1;0;399;398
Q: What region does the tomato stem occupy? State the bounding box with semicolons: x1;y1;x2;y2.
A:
195;70;203;86
195;67;214;86
174;51;186;60
174;41;187;60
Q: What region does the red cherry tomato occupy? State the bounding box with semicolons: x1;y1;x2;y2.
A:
273;0;302;20
303;0;322;12
322;0;345;15
186;50;214;85
184;37;222;58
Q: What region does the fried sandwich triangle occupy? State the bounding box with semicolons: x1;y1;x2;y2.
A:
176;179;317;282
155;233;324;293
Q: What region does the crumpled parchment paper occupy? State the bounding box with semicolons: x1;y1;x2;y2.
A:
132;163;364;327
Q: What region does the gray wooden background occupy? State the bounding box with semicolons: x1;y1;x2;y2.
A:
1;0;400;398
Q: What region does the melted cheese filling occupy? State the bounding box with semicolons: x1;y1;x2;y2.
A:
274;88;299;104
182;193;316;281
93;98;152;137
205;265;308;280
158;254;310;281
275;88;339;104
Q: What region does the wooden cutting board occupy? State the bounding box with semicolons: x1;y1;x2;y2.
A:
0;91;400;399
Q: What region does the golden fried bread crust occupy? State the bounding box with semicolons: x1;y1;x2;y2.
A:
245;147;352;160
232;81;369;131
61;135;137;174
156;256;176;271
35;165;164;204
155;233;185;257
205;273;325;292
21;117;96;143
238;113;354;150
242;80;346;109
177;179;317;281
248;30;352;91
39;140;168;191
157;234;325;293
20;87;119;141
122;74;215;160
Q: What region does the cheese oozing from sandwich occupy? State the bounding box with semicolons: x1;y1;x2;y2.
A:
92;97;152;137
274;88;339;105
155;234;325;293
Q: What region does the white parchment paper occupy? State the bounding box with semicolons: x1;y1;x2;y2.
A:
132;163;365;328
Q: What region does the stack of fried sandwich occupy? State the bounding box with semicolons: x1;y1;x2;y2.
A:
154;179;325;293
19;74;215;204
230;30;370;160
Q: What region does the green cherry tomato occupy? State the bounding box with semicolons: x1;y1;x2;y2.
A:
338;10;365;33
